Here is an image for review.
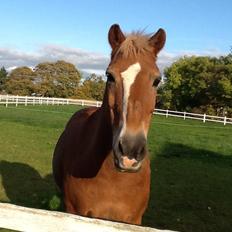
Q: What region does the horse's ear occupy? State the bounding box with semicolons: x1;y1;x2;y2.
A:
108;24;126;50
149;28;166;55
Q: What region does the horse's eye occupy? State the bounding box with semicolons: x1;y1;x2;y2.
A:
153;76;161;87
106;72;115;83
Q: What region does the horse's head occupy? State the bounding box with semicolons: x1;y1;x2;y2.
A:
104;24;166;172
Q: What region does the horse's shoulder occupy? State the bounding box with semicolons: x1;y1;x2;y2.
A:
66;107;98;128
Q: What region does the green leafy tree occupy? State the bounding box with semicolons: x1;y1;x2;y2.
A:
0;66;8;91
161;55;232;116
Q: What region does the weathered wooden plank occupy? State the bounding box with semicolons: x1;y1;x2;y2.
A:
0;203;176;232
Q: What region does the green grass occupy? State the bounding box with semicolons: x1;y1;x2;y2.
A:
0;105;232;232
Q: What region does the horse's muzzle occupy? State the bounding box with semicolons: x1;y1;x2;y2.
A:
113;132;146;172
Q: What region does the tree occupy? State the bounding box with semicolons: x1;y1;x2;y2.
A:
161;55;232;116
4;67;35;95
0;66;8;92
75;74;105;100
34;60;81;97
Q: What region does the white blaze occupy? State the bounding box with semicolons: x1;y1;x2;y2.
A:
120;62;141;136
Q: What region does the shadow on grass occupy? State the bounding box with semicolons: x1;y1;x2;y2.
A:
143;143;232;232
0;161;61;211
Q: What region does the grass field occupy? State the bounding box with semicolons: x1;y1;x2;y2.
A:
0;104;232;232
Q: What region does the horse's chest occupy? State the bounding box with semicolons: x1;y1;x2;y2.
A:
68;170;149;202
66;174;149;222
65;162;150;222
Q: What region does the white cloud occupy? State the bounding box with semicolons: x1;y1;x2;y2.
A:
0;45;226;75
6;66;18;72
0;45;109;75
81;69;106;76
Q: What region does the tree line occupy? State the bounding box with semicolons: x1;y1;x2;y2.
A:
0;61;105;101
0;53;231;117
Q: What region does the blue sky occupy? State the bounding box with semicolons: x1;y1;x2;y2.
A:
0;0;231;74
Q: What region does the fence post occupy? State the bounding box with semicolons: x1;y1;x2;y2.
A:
166;109;169;118
33;97;35;105
184;112;186;120
25;96;28;106
203;114;206;123
224;116;227;126
46;97;49;105
6;94;8;107
52;98;55;105
82;100;84;106
16;95;18;107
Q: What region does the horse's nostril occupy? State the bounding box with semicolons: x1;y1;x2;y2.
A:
139;146;145;155
118;140;124;154
135;147;146;161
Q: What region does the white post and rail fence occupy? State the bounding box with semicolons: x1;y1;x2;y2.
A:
0;203;176;232
0;94;231;125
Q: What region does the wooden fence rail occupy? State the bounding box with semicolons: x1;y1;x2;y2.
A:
0;94;231;125
0;203;176;232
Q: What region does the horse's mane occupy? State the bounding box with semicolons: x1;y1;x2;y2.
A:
115;32;153;58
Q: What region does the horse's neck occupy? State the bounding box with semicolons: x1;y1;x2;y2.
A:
94;105;113;147
100;106;112;133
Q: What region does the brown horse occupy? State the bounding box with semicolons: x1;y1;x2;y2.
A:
53;24;166;225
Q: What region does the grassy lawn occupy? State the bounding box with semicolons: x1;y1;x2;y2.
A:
0;104;232;232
